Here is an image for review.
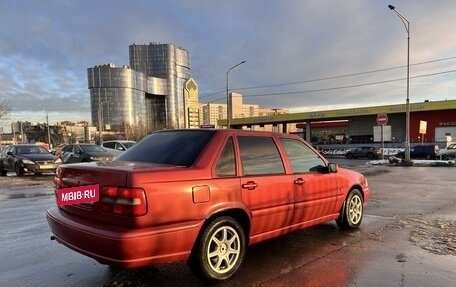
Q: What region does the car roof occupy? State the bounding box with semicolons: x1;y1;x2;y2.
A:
62;143;98;147
10;144;43;147
157;128;299;137
102;140;136;143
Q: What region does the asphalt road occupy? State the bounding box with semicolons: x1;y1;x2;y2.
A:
0;160;455;287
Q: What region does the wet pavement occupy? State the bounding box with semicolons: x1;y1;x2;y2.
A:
0;162;455;287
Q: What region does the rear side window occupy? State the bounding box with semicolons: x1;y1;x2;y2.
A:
103;142;116;149
115;130;215;167
215;137;236;177
280;138;325;173
238;136;285;176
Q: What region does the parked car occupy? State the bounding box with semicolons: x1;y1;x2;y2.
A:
59;143;114;164
100;140;136;156
50;143;68;157
396;144;439;160
0;144;58;176
46;129;371;282
345;146;381;159
437;142;456;159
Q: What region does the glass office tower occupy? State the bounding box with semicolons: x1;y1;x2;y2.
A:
129;43;191;129
89;43;192;140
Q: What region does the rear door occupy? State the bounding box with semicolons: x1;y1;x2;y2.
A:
237;135;294;238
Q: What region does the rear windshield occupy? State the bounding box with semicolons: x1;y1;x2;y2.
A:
115;130;216;167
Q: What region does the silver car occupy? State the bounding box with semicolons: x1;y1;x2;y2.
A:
100;140;136;156
438;142;456;159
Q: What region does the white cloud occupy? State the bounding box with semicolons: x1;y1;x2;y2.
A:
0;0;455;126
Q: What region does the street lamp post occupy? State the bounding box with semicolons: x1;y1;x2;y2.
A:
226;60;246;129
98;101;108;143
43;104;52;149
388;4;411;162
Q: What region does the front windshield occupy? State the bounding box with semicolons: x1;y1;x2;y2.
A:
17;146;50;154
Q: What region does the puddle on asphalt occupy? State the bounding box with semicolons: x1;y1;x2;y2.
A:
369;215;456;256
401;217;456;256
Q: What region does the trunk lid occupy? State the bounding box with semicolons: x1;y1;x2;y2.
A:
55;161;185;226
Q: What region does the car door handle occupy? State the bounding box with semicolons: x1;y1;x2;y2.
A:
242;181;258;190
294;178;305;185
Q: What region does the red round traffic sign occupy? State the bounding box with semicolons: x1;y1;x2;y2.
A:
377;114;388;125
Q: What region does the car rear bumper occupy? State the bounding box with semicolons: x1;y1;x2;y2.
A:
46;207;203;268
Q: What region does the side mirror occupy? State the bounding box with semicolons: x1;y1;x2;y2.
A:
7;151;14;156
328;163;338;173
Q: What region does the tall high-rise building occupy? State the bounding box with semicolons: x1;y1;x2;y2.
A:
88;43;196;140
129;43;191;129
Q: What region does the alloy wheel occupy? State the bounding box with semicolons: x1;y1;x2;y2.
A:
206;225;241;274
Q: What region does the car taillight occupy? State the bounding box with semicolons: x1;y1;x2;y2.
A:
97;186;147;216
54;177;62;188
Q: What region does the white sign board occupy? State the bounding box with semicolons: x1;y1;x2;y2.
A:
419;120;427;134
373;125;392;142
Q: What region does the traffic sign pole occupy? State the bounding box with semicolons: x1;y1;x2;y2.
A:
377;114;388;160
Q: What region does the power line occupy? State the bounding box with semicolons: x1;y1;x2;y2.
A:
242;69;456;98
237;56;456;91
204;68;456;102
199;89;225;99
199;55;456;99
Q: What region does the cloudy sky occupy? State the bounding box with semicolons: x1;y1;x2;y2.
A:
1;0;456;130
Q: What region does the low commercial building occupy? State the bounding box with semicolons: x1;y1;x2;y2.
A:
223;99;456;145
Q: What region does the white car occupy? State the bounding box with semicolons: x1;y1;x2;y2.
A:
438;142;456;159
100;140;136;156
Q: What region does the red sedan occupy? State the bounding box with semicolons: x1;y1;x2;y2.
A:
46;129;371;282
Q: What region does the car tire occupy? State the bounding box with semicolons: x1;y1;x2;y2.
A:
336;189;364;229
346;153;354;159
0;163;7;176
367;153;374;159
15;163;23;177
188;216;246;282
425;155;432;160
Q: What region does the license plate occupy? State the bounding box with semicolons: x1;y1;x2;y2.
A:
57;184;100;207
40;164;54;169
